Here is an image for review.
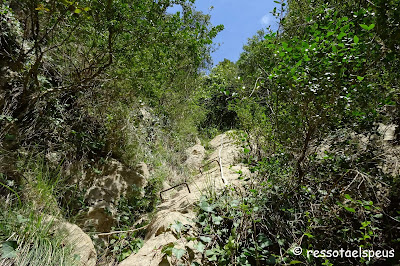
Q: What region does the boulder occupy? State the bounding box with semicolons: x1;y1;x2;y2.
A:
44;216;97;266
377;123;398;141
67;159;149;232
184;144;205;171
119;211;195;266
58;221;97;266
119;232;176;266
145;210;195;240
209;131;241;165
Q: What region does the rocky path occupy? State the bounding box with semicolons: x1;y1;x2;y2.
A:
119;132;250;265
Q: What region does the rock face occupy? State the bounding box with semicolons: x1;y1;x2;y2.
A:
84;159;149;205
120;132;251;266
377;123;398;141
145;210;195;240
119;232;176;266
58;221;97;266
315;125;400;177
43;216;97;266
184;144;205;171
119;211;195;266
208;131;242;166
66;159;149;232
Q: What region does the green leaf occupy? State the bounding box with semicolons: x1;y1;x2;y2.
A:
290;261;303;264
337;32;346;40
353;35;359;44
199;236;212;243
74;8;81;14
327;31;335;37
344;194;352;200
199;201;214;213
368;24;375;30
194;242;205;253
172;248;186;260
361;221;371;228
121;250;132;261
345;207;356;213
171;221;183;234
17;215;28;224
257;235;272;248
161;243;174;256
304;232;314;238
205;249;219;261
360;24;375;31
212;215;223;225
1;241;18;259
357;76;364;81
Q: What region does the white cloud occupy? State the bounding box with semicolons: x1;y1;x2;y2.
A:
260;14;272;25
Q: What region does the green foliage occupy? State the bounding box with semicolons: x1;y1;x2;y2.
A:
106;234;144;262
116;177;162;228
199;59;240;132
1;241;18;259
232;0;399;183
196;140;399;264
0;0;222;164
160;242;188;263
2;0;399;263
1;1;222;261
0;201;78;265
195;0;400;265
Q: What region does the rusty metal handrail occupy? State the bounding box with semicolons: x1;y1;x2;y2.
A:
160;182;191;200
198;159;220;174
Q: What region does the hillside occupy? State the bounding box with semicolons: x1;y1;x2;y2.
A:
1;0;399;265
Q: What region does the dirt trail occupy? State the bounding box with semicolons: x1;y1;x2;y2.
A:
119;132;250;266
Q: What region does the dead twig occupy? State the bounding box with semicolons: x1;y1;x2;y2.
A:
96;224;149;237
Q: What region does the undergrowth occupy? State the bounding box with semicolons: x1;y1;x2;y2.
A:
193;130;400;265
0;173;78;265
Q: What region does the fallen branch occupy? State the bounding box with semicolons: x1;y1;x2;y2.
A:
96;224;149;237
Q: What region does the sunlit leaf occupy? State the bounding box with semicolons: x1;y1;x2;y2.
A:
1;241;18;259
345;207;356;213
172;248;186;260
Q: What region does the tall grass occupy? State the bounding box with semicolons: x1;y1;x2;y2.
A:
0;155;79;265
0;200;79;265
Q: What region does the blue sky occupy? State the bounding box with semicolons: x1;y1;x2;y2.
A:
170;1;280;65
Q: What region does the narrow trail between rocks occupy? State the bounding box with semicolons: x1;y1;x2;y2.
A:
119;132;250;266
